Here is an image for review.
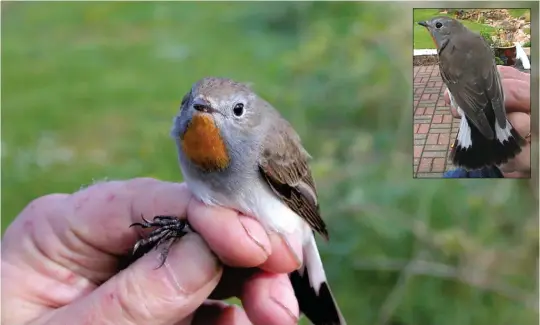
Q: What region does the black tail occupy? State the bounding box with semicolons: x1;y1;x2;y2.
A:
290;269;345;325
450;115;526;171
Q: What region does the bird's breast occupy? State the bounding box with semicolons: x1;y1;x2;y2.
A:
181;113;230;172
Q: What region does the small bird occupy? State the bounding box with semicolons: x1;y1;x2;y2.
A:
131;77;346;325
418;16;525;170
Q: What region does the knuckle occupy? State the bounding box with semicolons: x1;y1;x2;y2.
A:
6;194;69;240
109;267;183;323
26;193;68;213
109;271;155;323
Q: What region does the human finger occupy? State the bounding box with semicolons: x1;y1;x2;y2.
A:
443;88;460;118
1;193;71;325
63;178;193;258
44;233;222;325
498;65;531;82
35;178;193;284
444;77;529;117
1;178;195;317
500;112;531;175
187;200;301;273
501;79;530;114
207;268;300;325
241;272;299;325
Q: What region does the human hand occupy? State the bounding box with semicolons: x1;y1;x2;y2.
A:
444;65;531;177
2;178;301;325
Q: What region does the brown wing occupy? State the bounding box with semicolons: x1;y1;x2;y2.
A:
438;32;495;139
258;118;329;240
483;57;507;128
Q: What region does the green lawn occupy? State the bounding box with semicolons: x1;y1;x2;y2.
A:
508;8;530;19
2;3;537;325
413;9;498;49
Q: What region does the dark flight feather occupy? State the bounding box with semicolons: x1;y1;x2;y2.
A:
258;117;329;239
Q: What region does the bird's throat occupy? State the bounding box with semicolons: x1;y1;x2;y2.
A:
181;113;230;172
430;32;438;48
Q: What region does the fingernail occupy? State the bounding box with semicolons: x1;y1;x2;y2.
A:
270;277;299;323
162;234;222;295
280;234;303;269
239;216;271;257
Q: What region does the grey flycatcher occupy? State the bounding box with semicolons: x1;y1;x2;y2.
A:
130;77;346;325
418;16;526;170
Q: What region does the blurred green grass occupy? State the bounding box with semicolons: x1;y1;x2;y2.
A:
508;8;530;19
2;3;538;325
413;9;497;49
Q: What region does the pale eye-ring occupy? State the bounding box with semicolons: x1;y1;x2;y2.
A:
233;103;245;117
435;22;442;28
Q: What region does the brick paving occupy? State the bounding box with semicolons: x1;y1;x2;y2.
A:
413;65;461;178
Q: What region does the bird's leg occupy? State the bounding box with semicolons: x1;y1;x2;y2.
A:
129;215;193;268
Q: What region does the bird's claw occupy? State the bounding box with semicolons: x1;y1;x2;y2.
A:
130;215;192;267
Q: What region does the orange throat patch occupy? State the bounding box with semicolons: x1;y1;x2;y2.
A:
181;113;230;172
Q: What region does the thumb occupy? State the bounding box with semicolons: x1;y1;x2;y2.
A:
444;88;460;118
45;234;223;325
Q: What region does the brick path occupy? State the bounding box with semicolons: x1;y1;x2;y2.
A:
413;65;461;178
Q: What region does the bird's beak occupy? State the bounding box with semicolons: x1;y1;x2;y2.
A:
418;21;429;28
192;97;216;114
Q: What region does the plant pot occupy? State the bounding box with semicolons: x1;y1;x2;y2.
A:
493;45;517;66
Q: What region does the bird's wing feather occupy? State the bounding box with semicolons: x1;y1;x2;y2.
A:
483;55;507;127
258;118;329;239
439;34;495;139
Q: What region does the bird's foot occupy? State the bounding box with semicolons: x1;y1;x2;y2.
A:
130;215;192;268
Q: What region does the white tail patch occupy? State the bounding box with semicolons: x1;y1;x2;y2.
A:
495;120;513;143
299;234;327;294
456;107;472;148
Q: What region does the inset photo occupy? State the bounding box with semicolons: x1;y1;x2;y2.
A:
413;9;531;178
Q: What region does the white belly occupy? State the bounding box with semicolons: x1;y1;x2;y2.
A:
183;171;310;243
182;169;327;295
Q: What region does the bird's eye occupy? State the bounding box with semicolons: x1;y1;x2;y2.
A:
233;103;244;117
435;22;442;28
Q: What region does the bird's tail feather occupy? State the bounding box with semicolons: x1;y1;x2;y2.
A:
451;116;525;170
289;236;346;325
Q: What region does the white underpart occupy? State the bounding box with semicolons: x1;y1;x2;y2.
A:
457;108;472;148
183;172;327;294
495;119;512;143
450;91;473;149
249;185;327;294
299;234;326;294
